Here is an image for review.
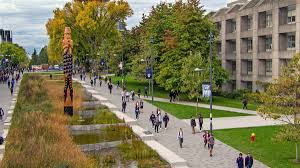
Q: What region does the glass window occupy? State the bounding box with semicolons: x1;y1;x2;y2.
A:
247;16;253;30
266;60;272;73
288;5;296;24
232;20;236;32
247;61;253;73
246;82;252;91
232;41;236;53
232;62;236;74
266;11;272;27
247;38;253;52
287;33;295;49
265;36;272;51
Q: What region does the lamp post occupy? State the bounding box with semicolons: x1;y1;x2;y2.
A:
194;68;204;115
150;37;154;104
118;21;125;89
208;30;214;134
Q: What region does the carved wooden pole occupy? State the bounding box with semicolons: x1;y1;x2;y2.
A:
63;27;74;116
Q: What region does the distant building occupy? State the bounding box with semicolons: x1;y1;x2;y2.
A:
0;29;12;43
211;0;300;92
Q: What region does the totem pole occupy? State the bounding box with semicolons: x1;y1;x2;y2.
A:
63;27;74;116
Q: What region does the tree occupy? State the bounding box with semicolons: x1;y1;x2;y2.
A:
38;46;48;64
257;53;300;162
0;42;28;67
46;0;133;70
126;0;227;94
31;49;38;65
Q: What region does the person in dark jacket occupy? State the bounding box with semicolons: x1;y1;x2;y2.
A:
245;152;253;168
154;116;160;133
0;108;4;120
242;98;248;109
121;101;126;113
236;153;244;168
138;89;141;98
198;113;203;131
149;112;156;129
163;113;170;129
190;117;196;134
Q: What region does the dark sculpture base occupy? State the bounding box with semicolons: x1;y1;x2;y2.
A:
64;106;73;116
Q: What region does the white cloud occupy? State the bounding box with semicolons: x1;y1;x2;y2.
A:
0;0;226;54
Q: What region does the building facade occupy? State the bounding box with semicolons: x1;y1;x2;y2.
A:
211;0;300;92
0;29;12;44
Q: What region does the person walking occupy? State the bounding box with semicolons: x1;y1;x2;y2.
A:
157;109;162;129
121;100;126;113
177;128;184;148
236;153;244;168
80;74;83;80
191;117;196;134
90;78;93;86
125;91;130;102
121;90;125;102
93;75;97;86
10;85;13;95
135;102;140;119
99;79;102;87
242;98;248;109
137;88;141;98
139;99;144;111
150;112;156;129
154;115;159;133
245;152;253;168
208;134;215;157
131;89;135;101
0;107;4;120
7;78;10;89
163;113;170;129
169;91;173;102
144;86;148;98
198;114;203;131
203;131;209;148
117;81;120;89
108;83;113;94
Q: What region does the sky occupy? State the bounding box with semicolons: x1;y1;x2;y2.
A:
0;0;227;55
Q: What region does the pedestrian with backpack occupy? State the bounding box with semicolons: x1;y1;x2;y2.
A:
163;113;170;129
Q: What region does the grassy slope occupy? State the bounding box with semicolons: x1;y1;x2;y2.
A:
111;76;257;110
214;126;299;168
148;100;252;119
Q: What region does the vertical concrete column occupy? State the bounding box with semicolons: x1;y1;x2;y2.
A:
252;11;259;92
272;4;280;78
236;16;242;89
221;19;230;91
296;0;300;52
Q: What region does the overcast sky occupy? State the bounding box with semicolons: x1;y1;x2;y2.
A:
0;0;227;54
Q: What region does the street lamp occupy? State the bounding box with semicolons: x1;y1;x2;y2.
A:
118;21;125;89
208;30;214;134
194;68;204;115
150;37;154;104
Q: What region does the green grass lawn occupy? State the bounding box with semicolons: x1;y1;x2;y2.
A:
111;76;257;110
214;126;300;168
147;101;252;119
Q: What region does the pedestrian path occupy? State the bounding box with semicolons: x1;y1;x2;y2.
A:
144;97;257;115
75;77;268;168
0;77;22;160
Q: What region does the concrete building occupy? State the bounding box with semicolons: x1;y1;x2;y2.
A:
211;0;300;92
0;29;12;43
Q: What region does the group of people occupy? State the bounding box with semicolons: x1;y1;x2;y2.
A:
168;90;179;102
236;152;254;168
149;109;170;133
190;114;204;134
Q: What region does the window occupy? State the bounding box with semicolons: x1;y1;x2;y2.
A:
232;62;236;74
232;42;236;53
217;43;222;53
265;60;272;73
288;5;296;24
232;20;236;32
287;33;295;49
247;61;253;73
266;11;272;27
247;16;253;30
247;38;253;52
246;82;252;91
265;36;272;51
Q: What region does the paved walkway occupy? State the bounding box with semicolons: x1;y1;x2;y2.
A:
75;77;268;168
144;97;257;115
